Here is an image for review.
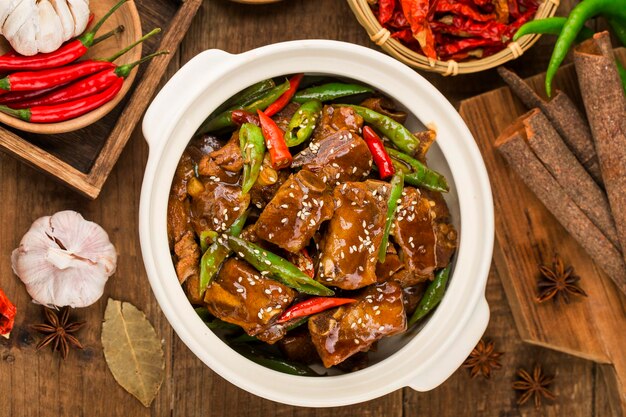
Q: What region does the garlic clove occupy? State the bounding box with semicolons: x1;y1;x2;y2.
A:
0;0;24;30
7;7;39;56
2;0;36;42
67;0;89;38
49;0;74;43
35;0;63;54
11;210;117;308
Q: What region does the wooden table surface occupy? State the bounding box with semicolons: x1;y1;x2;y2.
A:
0;0;622;416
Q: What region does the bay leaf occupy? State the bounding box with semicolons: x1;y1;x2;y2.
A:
101;298;165;407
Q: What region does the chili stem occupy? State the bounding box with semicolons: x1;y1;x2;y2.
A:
81;0;130;46
92;25;125;46
103;28;162;63
114;51;169;78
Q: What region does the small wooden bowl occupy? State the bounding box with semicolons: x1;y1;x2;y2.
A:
0;0;142;134
228;0;284;4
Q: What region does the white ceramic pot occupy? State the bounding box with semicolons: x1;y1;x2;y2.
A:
140;40;494;407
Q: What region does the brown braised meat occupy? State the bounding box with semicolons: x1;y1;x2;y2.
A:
190;180;250;236
318;180;389;290
292;129;372;187
277;328;320;365
314;105;364;139
392;187;438;285
249;156;290;210
308;282;407;368
421;189;457;269
274;102;300;132
376;245;404;283
203;258;295;344
402;284;427;316
197;133;243;183
255;170;334;253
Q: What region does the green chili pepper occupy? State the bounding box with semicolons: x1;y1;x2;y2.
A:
385;147;449;193
408;265;451;326
344;105;419;155
213;79;276;115
200;230;218;253
284;99;322;147
227;236;334;296
198;79;290;134
293;83;373;103
234;344;319;376
609;19;626;48
543;0;626;96
513;17;594;43
239;123;266;194
199;211;249;293
378;172;404;263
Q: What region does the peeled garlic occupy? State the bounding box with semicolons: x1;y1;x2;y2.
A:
11;210;117;308
1;0;90;56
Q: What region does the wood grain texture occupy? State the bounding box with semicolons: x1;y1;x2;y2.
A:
458;51;626;412
0;0;622;415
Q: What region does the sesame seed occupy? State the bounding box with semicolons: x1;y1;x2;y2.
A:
354;339;360;344
264;289;271;295
264;259;271;265
378;326;385;331
236;288;244;293
281;218;288;224
258;312;263;319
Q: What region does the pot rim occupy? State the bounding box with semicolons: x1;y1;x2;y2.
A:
140;40;494;407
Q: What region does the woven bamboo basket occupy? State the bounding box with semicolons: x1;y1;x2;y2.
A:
347;0;559;75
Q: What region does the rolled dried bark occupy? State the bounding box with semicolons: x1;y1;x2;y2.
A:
495;123;626;295
574;32;626;266
497;67;602;184
522;109;619;247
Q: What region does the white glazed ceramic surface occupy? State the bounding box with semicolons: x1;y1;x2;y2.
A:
140;40;494;407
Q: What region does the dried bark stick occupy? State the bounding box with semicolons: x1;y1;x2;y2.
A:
497;67;602;184
495;127;626;295
522;109;619;248
574;32;626;267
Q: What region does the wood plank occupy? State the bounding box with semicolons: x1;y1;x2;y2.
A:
458;50;626;409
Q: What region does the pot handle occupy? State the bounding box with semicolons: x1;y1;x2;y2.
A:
142;49;233;149
408;297;489;392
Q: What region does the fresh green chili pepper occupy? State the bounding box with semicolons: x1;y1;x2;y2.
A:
227;236;334;296
544;0;626;96
513;17;595;43
284;99;322;147
293;83;373;103
234;344;319;376
214;79;276;115
385;147;449;193
344;105;419;156
408;265;451;326
199;211;249;293
239;123;266;194
200;230;218;253
379;172;404;263
195;307;242;331
198;79;290;134
608;19;626;48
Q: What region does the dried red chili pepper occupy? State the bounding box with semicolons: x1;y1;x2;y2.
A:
437;37;495;58
0;289;17;338
507;0;521;19
231;110;260;127
434;0;497;22
378;0;397;25
388;10;410;29
400;0;437;60
431;16;508;42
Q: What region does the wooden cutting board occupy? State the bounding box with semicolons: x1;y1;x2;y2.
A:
458;50;626;410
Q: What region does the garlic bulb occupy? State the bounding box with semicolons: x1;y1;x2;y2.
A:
0;0;90;56
11;210;117;308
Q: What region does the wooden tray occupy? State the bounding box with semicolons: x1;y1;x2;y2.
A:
0;0;203;199
458;50;626;411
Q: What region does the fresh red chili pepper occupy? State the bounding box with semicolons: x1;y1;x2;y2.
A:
9;51;167;109
0;61;115;92
0;85;67;105
276;297;356;324
0;77;124;123
257;109;292;169
378;0;397;25
0;0;129;72
231;110;260;127
362;126;395;179
0;288;17;338
263;74;304;117
400;0;437;60
434;0;497;22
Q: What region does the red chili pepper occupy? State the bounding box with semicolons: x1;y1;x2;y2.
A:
0;78;124;123
430;16;508;42
0;85;67;105
0;0;129;72
434;0;497;22
9;51;167;109
507;0;521;19
276;297;356;324
257;109;292;169
0;61;115;92
400;0;437;60
388;10;410;29
231;110;260;127
362;126;395;179
0;288;17;338
263;73;304;117
378;0;397;25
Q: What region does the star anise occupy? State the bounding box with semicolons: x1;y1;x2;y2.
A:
536;256;587;304
32;307;86;359
512;365;556;408
462;339;503;378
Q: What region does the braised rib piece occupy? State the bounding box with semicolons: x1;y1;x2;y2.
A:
203;258;296;344
308;282;407;368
